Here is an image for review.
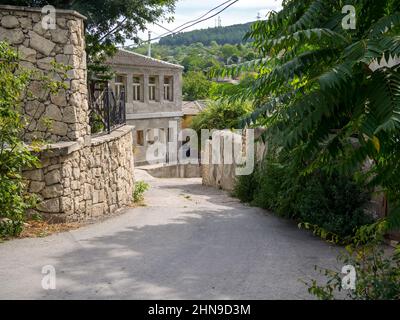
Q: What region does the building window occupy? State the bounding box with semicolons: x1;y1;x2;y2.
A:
115;75;127;101
149;76;158;101
133;76;142;101
164;76;173;101
137;130;144;146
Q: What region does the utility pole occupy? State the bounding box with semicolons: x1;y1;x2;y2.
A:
148;30;152;57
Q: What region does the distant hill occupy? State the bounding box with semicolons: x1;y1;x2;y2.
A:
159;22;254;46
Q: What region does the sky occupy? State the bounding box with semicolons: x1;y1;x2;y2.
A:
136;0;283;44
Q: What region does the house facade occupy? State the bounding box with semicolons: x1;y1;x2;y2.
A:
107;49;184;165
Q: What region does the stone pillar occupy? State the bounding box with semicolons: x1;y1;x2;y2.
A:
0;5;90;145
143;73;149;104
126;72;133;103
174;72;182;105
158;72;164;104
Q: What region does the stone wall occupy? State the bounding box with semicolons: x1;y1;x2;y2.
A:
0;5;90;143
24;126;135;223
1;5;136;222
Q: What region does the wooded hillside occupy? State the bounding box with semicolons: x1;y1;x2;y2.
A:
159;22;253;46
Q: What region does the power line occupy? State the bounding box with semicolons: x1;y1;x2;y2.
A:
123;0;239;48
161;0;234;36
153;0;239;41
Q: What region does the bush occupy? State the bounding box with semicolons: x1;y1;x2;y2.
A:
234;148;373;240
191;100;253;132
133;181;150;203
0;42;66;238
306;222;400;300
0;42;38;238
183;71;212;101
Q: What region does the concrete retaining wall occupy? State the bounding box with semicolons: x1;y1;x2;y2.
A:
140;164;201;179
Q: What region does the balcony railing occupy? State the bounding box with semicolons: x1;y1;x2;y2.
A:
89;84;126;135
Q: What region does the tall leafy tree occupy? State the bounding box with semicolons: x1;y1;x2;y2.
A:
215;0;400;229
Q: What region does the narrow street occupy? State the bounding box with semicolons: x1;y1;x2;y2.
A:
0;170;339;300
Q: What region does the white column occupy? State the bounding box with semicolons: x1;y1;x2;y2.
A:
158;73;164;103
143;73;149;104
126;73;133;102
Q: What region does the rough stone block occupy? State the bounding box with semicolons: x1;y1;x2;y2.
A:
45;169;61;186
24;169;44;182
42;184;63;199
18;45;36;62
29;181;45;193
38;198;60;213
0;27;24;44
29;31;55;56
1;15;19;28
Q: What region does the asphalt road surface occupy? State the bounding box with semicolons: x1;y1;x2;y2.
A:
0;170;340;299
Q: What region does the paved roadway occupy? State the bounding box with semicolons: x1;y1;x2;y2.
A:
0;170;339;299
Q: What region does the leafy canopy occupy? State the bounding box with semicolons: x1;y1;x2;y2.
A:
183;71;212;101
215;0;400;229
191;99;253;132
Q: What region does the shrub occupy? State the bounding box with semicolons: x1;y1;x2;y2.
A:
296;172;373;238
133;181;150;203
306;223;400;300
0;42;66;238
191;100;253;133
234;148;373;240
183;71;212;101
0;42;37;238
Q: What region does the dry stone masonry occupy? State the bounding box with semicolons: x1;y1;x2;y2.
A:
0;5;135;222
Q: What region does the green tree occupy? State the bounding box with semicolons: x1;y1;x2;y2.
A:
220;44;240;63
1;0;177;79
217;0;400;231
182;71;212;101
215;0;400;300
191;100;253;132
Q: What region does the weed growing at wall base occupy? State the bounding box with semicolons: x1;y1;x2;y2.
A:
133;181;150;204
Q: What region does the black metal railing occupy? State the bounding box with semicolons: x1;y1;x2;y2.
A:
89;84;126;135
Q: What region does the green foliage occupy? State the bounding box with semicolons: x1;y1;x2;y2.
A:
0;42;38;237
0;42;66;238
133;42;257;73
159;22;254;46
234;147;373;240
306;237;400;300
133;181;150;203
183;71;212;101
0;219;24;238
219;0;400;230
191;100;253;132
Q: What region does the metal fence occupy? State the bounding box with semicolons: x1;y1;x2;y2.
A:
89;83;126;135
